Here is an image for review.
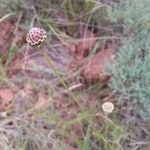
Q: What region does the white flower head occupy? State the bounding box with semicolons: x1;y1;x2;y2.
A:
102;101;114;114
26;27;47;46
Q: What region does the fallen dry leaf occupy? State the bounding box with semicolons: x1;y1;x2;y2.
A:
0;88;14;109
82;43;117;82
34;93;49;109
71;29;96;62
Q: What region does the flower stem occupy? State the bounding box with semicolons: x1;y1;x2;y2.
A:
39;46;85;114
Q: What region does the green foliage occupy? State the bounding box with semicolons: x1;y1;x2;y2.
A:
107;0;150;120
0;0;27;13
109;31;150;119
107;0;150;31
62;0;96;20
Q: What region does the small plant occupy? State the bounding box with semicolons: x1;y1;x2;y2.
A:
107;0;150;120
107;0;150;32
26;27;64;81
108;31;150;120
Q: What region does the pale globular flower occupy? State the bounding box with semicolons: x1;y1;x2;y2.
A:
26;27;47;46
102;101;114;114
1;111;7;118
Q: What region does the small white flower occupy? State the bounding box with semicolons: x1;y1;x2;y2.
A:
102;101;114;114
1;111;7;118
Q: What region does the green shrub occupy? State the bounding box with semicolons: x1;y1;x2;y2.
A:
107;0;150;120
107;0;150;31
109;31;150;119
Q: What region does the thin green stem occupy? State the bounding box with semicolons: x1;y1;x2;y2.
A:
39;46;85;114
